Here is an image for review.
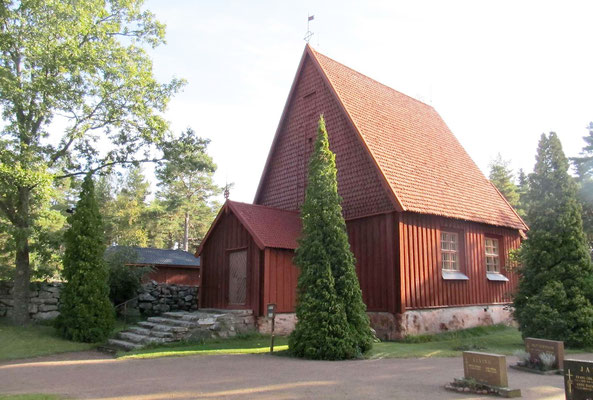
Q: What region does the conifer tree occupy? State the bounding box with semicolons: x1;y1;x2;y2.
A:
56;174;115;342
513;133;593;347
516;168;529;218
289;116;372;360
489;154;520;209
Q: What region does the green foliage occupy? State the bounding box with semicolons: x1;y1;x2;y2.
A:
516;168;529;220
289;116;373;360
0;0;183;324
489;154;520;211
105;247;152;307
55;175;115;342
155;128;221;251
513;132;593;347
572;122;593;246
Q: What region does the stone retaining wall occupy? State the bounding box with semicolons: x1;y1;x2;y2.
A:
0;280;199;320
133;281;198;316
0;281;63;321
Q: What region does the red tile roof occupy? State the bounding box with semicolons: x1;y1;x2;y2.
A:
228;201;301;250
308;46;527;230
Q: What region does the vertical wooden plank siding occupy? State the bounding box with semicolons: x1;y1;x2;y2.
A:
346;212;398;312
200;210;260;311
262;249;299;313
399;212;521;309
146;267;200;286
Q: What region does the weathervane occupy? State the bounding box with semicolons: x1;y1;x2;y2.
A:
304;14;314;43
224;182;230;200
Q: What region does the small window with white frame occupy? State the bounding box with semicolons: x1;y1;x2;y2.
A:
485;237;500;272
441;231;459;271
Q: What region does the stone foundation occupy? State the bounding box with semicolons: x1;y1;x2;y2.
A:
257;313;297;335
255;305;513;340
398;304;514;337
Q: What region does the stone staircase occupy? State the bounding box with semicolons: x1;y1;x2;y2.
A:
105;309;255;352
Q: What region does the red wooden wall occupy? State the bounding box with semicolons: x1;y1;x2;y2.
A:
262;249;299;314
146;266;200;286
256;53;394;220
347;213;399;313
200;210;261;314
398;212;521;311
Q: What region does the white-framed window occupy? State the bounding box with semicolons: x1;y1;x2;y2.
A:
485;237;500;272
441;231;459;271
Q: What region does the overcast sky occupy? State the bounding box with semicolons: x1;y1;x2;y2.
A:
143;0;592;203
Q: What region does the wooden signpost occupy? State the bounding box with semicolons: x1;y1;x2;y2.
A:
267;303;276;353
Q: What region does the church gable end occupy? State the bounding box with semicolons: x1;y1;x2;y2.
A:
255;53;395;220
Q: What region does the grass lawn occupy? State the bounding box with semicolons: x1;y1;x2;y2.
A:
0;395;66;400
118;333;289;359
367;324;524;359
0;318;95;361
119;324;592;361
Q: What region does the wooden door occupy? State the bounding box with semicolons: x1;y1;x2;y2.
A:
228;249;247;305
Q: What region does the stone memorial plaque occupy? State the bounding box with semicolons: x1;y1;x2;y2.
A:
526;337;564;370
463;351;508;387
565;359;593;400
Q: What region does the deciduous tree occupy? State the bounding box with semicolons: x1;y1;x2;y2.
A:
0;0;183;324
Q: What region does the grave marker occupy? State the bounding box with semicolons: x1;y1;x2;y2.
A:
525;337;564;370
564;359;593;400
463;351;508;387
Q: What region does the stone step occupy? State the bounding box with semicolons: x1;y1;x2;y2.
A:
147;316;194;328
107;339;142;351
137;321;189;333
128;327;151;336
118;331;150;344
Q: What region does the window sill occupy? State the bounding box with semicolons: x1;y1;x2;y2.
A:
442;270;469;280
487;272;509;282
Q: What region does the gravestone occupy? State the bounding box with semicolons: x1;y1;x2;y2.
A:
525;337;564;370
463;351;508;387
564;359;593;400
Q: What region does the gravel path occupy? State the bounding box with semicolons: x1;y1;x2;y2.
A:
1;350;591;399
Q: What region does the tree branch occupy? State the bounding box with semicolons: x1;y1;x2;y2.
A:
54;158;165;180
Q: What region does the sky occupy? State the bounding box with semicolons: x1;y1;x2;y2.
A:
142;0;593;203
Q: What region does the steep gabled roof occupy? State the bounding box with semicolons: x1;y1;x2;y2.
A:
257;45;526;230
197;201;301;255
106;246;200;267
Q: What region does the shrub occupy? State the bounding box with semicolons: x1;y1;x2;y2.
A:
105;247;152;307
55;174;115;342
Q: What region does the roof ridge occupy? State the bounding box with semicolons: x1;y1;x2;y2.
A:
229;200;300;214
308;45;434;110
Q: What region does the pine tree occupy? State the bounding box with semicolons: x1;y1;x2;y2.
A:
489;154;520;209
55;174;115;342
516;168;529;218
572;122;593;246
289;116;372;360
513;133;593;347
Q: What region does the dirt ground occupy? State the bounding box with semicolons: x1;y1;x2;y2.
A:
1;351;591;400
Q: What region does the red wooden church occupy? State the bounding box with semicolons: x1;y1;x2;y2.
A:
197;45;527;339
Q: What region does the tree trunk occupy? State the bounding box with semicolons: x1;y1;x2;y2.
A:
183;211;189;252
12;187;31;325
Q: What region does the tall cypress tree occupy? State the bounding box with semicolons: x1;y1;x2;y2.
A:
56;174;115;342
289;115;372;360
513;133;593;347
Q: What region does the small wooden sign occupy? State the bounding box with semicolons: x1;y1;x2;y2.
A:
565;359;593;400
463;351;508;387
267;303;276;318
525;337;564;370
